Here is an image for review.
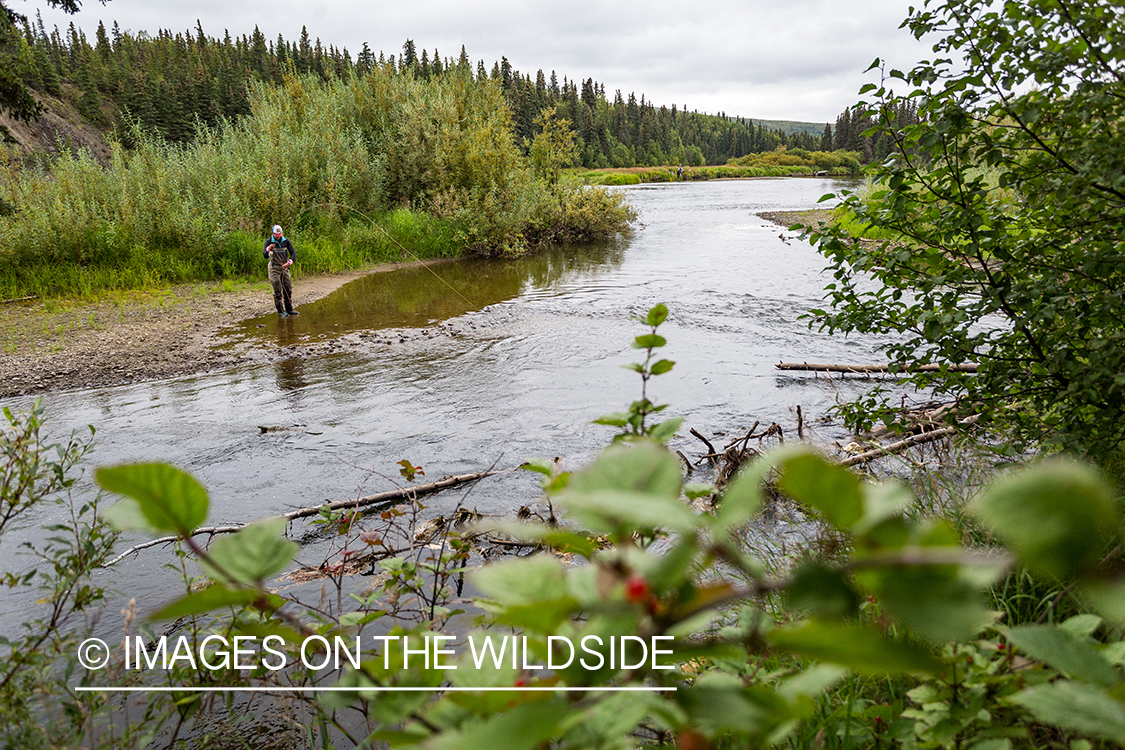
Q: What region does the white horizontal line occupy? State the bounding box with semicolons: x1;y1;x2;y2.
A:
76;686;676;693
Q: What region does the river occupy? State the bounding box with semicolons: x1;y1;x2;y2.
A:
3;177;899;632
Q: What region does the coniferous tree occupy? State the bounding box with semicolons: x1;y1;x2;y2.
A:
357;42;373;74
75;52;104;125
34;41;60;96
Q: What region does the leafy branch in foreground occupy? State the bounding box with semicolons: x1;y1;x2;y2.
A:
91;440;1125;748
80;305;1125;748
593;302;681;443
802;0;1125;459
5;306;1124;748
0;403;123;749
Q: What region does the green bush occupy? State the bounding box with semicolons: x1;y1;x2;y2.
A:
0;73;634;297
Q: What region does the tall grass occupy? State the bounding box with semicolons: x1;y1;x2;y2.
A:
0;69;634;298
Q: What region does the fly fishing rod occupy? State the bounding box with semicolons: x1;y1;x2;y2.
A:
294;201;481;313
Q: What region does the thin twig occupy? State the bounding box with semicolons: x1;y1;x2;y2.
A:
103;470;508;566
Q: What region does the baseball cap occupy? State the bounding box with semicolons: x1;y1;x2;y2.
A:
272;225;283;234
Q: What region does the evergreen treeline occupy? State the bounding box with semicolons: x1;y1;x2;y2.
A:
829;100;921;163
11;18;839;166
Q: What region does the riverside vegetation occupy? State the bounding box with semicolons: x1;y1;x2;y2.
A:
799;0;1125;460
0;67;636;300
2;305;1125;749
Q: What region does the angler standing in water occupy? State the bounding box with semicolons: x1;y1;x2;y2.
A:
264;224;299;318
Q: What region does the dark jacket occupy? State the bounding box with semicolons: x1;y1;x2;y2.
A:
263;237;296;268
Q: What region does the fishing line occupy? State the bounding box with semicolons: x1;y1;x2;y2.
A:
294;201;481;312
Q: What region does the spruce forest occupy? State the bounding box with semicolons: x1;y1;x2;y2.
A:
8;16;907;169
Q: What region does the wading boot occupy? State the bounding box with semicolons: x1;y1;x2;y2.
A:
286;308;300;316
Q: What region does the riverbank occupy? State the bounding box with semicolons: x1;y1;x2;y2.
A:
0;260;454;399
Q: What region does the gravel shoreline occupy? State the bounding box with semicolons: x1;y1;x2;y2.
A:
0;261;446;399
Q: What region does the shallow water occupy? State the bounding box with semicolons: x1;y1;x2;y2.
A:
3;177;903;632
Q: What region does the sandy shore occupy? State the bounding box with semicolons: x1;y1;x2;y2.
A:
0;261;445;399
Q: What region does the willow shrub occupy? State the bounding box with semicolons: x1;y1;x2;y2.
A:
805;0;1125;458
0;69;633;298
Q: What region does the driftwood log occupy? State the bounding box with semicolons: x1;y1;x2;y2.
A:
104;470;505;566
777;362;979;374
841;415;981;467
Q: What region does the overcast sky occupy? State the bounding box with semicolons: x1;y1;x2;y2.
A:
32;0;933;123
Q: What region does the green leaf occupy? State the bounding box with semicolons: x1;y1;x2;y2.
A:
679;671;787;735
714;457;770;533
769;620;942;675
776;451;864;530
855;481;913;534
520;459;553;477
1006;625;1122;687
564;490;700;535
650;358;675;375
778;664;848;701
786;563;860;619
566;438;683;499
1082;579;1125;625
198;518;297;585
865;566;994;642
648;536;699;592
645;303;668;327
96;463;208;533
101;497;154;533
970;460;1119;580
632;334;667;350
484;522;598;557
562;439;696;535
430;700;570;750
471;554;569;607
1060;614;1105;639
1010;682;1125;743
683;482;714;500
648;417;682;443
592;413;629;428
150;585;261;620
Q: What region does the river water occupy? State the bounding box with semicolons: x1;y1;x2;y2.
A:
4;177;900;630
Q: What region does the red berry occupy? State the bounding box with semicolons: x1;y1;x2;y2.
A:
676;730;710;750
624;575;651;603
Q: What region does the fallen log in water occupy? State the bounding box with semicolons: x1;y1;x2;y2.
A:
103;469;506;566
841;415;981;467
777;362;979;374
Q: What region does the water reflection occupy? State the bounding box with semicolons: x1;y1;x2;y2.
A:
220;239;627;349
274;357;308;395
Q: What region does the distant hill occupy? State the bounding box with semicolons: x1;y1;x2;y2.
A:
750;119;827;136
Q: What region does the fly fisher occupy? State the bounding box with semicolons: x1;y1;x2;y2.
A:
264;224;299;318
